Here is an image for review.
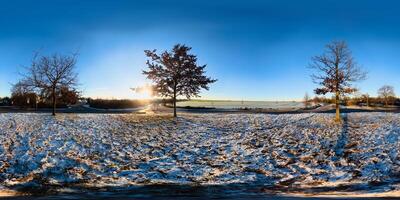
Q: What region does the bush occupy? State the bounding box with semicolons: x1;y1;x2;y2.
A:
0;97;11;106
88;99;149;109
11;93;38;108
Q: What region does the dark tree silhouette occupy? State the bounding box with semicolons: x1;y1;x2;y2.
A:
378;85;395;107
310;41;366;122
22;53;78;115
11;81;38;109
143;44;216;117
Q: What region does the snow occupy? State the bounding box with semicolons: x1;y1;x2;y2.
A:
0;112;400;193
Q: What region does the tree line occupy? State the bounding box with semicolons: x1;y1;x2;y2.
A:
6;44;216;117
1;41;397;120
305;86;398;108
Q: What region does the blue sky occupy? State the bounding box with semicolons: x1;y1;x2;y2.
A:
0;0;400;100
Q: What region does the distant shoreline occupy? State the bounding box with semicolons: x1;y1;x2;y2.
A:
1;104;399;114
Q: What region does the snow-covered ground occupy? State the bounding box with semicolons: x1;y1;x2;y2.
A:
1;112;400;196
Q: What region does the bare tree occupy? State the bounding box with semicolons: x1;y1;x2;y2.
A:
304;92;310;109
11;80;33;96
22;53;78;115
378;85;395;107
143;44;217;117
310;41;366;122
362;93;370;107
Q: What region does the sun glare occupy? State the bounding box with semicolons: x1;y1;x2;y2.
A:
132;84;154;100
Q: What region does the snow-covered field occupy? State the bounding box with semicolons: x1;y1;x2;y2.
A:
1;112;400;195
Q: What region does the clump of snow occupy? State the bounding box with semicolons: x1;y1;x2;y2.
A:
0;112;399;190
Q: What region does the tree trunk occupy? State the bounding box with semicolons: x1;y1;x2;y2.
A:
335;91;340;122
334;63;340;122
35;95;38;111
173;86;177;118
52;87;56;116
